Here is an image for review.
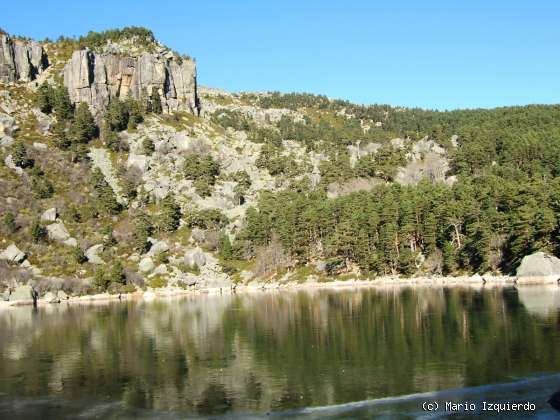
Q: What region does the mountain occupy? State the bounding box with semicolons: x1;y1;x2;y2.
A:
1;27;560;297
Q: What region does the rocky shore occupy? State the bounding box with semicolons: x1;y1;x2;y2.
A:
0;274;520;310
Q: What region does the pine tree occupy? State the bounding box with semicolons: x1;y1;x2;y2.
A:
219;234;234;260
91;168;121;214
132;212;153;253
150;87;162;114
158;194;181;233
105;98;129;131
53;86;74;120
71;102;97;143
52;120;71;150
10;141;33;168
36;81;53;113
126;98;143;129
442;241;457;274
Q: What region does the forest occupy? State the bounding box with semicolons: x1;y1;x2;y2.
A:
226;93;560;277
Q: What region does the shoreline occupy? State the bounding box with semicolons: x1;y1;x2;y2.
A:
0;274;547;310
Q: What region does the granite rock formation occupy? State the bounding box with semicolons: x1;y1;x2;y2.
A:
63;48;198;115
0;34;48;83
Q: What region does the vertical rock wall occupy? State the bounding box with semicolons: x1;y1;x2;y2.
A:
0;34;48;83
63;49;198;115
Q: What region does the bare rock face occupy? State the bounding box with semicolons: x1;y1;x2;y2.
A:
0;34;48;83
516;252;560;284
64;48;198;115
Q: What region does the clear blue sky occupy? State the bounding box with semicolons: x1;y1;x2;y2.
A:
3;1;559;110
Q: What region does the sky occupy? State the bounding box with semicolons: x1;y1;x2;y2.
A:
3;0;559;110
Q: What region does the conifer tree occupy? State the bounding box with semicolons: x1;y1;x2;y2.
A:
150;87;162;114
53;86;74;120
158;194;181;233
36;81;53;113
71;102;97;143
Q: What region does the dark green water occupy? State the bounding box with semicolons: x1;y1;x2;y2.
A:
1;285;560;419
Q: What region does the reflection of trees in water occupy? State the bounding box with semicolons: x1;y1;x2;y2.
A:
0;286;559;415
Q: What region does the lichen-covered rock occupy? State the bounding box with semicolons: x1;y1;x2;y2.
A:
0;244;26;263
63;48;198;115
0;34;48;83
517;252;560;284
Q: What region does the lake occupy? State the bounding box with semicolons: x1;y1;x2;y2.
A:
1;285;560;419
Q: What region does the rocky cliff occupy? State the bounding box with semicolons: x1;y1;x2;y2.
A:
0;34;48;83
63;49;198;115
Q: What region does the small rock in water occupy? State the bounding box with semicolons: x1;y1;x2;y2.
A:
549;390;560;410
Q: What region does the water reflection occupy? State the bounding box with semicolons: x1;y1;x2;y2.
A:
0;286;559;418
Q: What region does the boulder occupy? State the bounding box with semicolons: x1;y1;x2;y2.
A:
57;290;68;300
147;240;169;257
40;207;58;223
4;155;24;176
153;264;168;275
43;291;60;304
0;113;17;136
9;285;37;303
516;252;560;284
85;244;105;265
139;257;155;273
46;222;71;242
184;247;206;267
32;142;48;151
0;135;14;147
63;238;78;247
0;244;26;263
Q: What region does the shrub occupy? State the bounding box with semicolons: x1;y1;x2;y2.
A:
142;138;155;155
31;176;54;199
3;212;17;234
186;209;227;230
10;141;33;168
71;246;87;264
29;219;47;243
148;275;167;289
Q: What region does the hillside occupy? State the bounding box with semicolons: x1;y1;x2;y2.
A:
2;27;560;297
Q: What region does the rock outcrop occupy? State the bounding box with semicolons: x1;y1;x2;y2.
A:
0;34;48;83
63;48;198;115
0;244;26;263
516;252;560;284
